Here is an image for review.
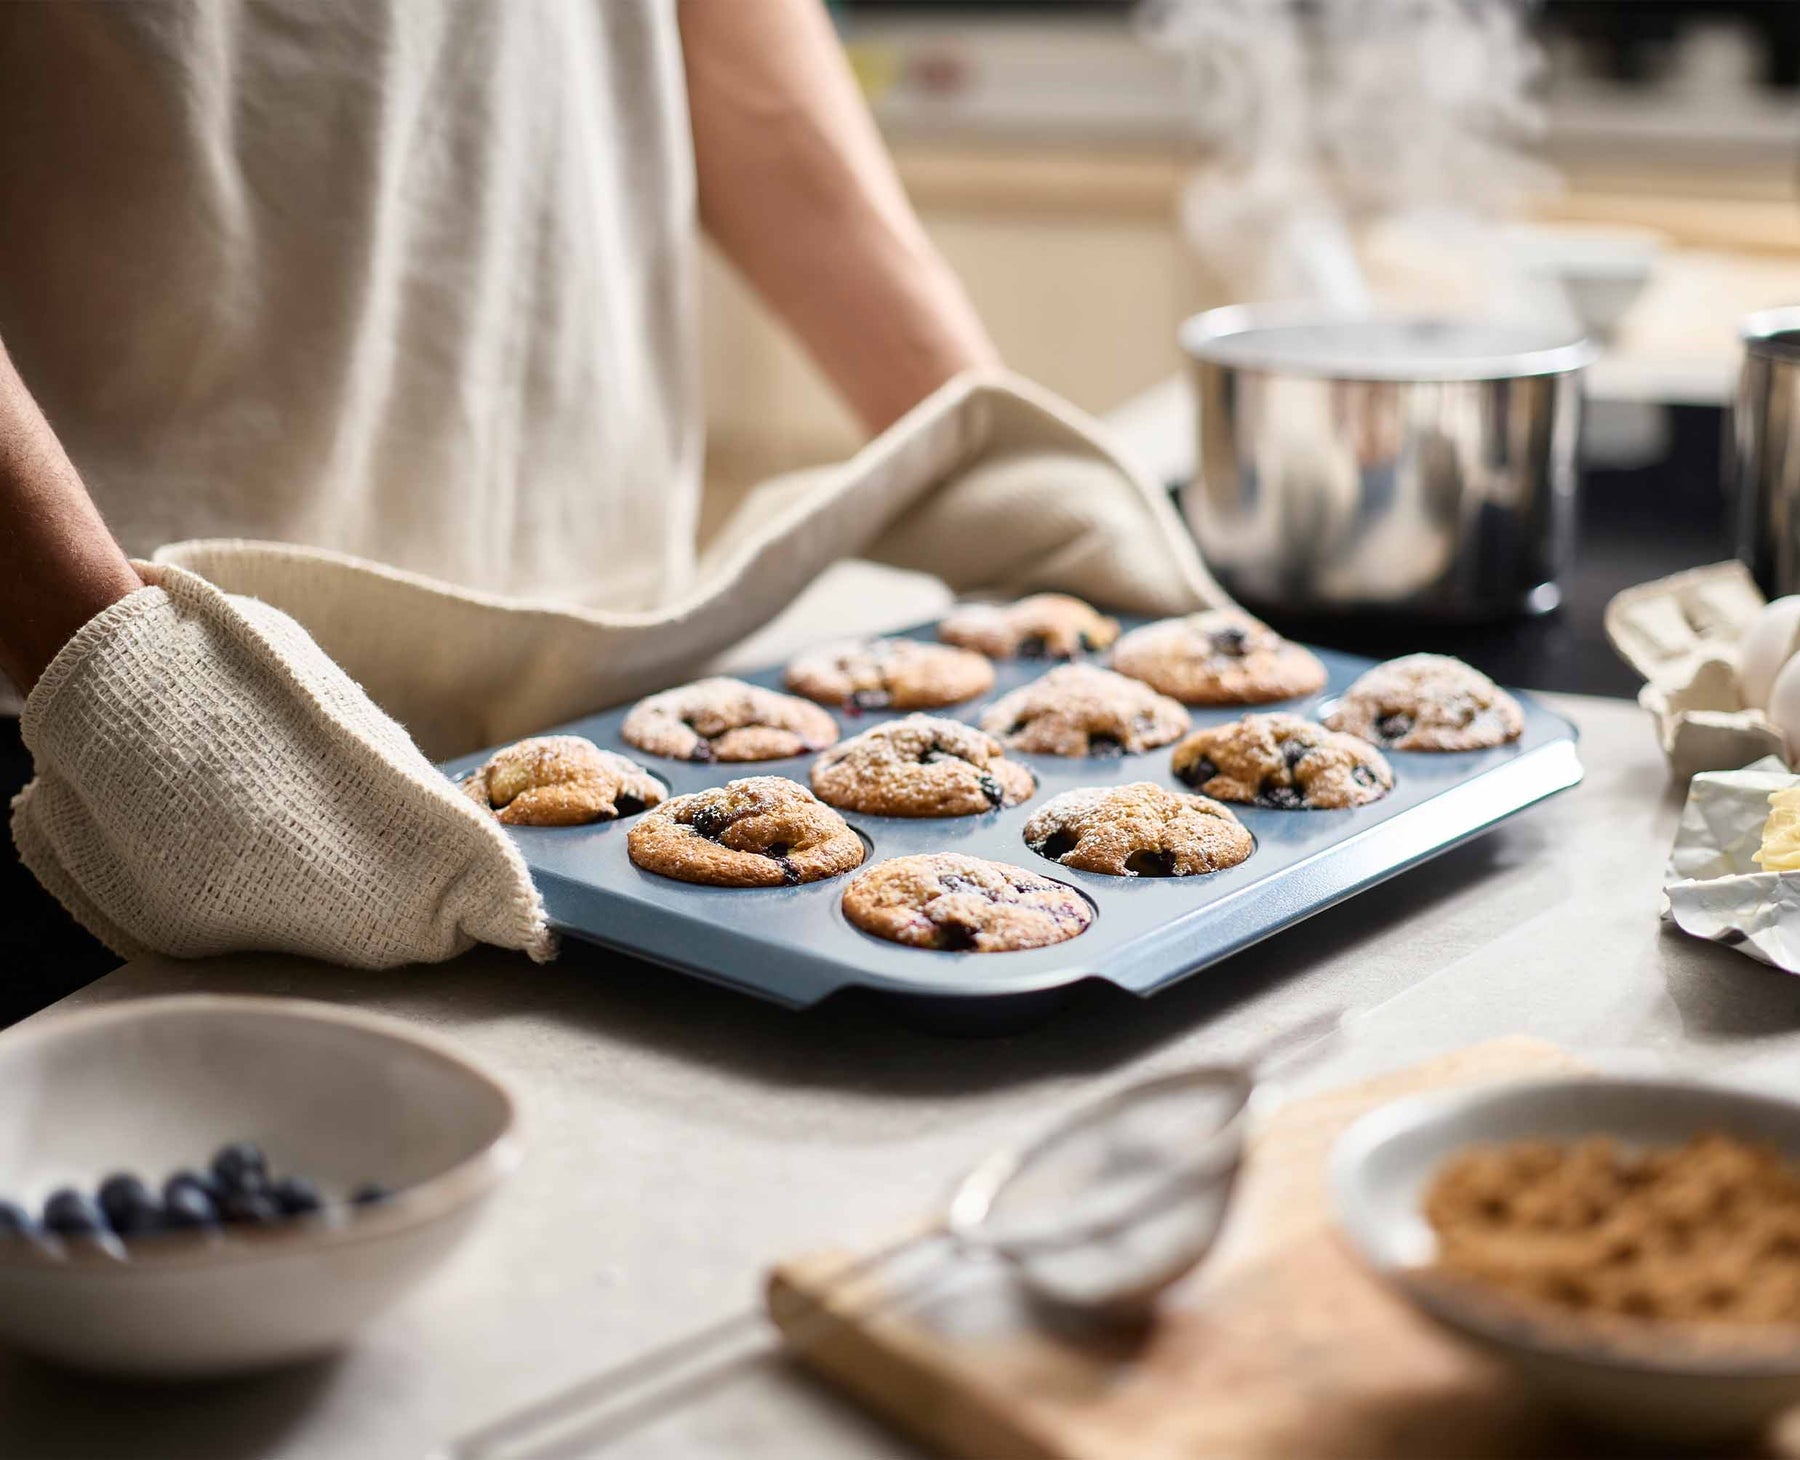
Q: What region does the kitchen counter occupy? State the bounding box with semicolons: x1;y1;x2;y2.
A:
8;694;1800;1458
4;394;1796;1457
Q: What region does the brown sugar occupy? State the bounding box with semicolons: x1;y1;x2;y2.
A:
1423;1132;1800;1326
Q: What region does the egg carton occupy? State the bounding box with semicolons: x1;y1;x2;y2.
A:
1605;561;1790;782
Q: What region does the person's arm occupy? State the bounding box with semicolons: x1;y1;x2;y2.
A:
0;339;141;691
679;0;1000;433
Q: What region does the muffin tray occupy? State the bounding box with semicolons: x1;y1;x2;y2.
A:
440;620;1581;1026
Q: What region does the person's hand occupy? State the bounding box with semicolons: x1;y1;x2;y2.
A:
13;563;551;968
870;444;1212;618
865;376;1227;619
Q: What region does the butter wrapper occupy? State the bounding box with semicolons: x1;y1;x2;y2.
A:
1663;755;1800;971
1606;561;1789;781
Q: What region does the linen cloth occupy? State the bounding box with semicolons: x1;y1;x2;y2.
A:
154;371;1229;759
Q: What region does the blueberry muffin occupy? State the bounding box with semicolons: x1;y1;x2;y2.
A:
1023;782;1253;878
938;594;1120;661
1111;609;1327;705
626;776;865;887
841;853;1092;952
979;664;1189;758
810;715;1034;817
621;677;839;763
1171;713;1392;810
1324;654;1524;752
463;736;664;827
784;638;995;712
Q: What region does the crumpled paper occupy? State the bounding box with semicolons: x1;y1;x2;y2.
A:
1663;755;1800;970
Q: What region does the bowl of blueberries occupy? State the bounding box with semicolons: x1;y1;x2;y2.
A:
0;994;521;1377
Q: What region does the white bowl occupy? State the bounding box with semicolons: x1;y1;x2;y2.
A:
0;995;520;1378
1504;224;1664;343
1331;1077;1800;1445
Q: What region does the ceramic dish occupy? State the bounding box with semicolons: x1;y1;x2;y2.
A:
0;995;521;1378
1331;1076;1800;1444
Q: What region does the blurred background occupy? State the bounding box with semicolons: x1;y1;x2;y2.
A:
702;0;1800;693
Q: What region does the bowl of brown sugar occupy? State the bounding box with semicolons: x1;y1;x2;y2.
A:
1332;1076;1800;1445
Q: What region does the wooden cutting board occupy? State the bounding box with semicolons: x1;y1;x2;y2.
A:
766;1038;1800;1460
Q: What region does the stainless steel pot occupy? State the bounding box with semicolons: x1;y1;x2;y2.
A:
1732;307;1800;595
1177;308;1595;619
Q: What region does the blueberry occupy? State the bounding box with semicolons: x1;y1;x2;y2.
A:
211;1142;269;1193
350;1183;394;1208
1176;755;1219;789
1256;785;1306;810
98;1173;162;1237
1125;849;1178;878
771;853;801;886
1375;713;1414;743
1210;627;1248;658
933;922;979;952
163;1184;220;1232
0;1200;36;1240
1017;633;1050;659
271;1176;323;1218
848;689;890;712
164;1168;222;1208
1351;764;1381;789
43;1187;106;1237
978;774;1005;808
689;804;731;842
1088;734;1125;758
220;1190;281;1226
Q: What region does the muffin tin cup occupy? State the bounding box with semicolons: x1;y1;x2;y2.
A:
440;620;1582;1031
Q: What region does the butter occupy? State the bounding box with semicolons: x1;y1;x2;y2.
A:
1755;786;1800;871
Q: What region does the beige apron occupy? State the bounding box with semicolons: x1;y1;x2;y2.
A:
0;0;700;717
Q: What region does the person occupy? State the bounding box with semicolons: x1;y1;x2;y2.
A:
0;0;1211;1024
0;0;1006;1020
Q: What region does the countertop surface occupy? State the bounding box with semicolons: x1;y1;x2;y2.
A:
10;685;1800;1459
4;392;1795;1459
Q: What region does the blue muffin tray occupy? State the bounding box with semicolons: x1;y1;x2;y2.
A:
440;620;1581;1023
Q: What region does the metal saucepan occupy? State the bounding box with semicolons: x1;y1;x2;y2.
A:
1732;306;1800;597
1178;306;1595;620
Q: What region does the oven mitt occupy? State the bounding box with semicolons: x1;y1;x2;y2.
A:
10;561;552;967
